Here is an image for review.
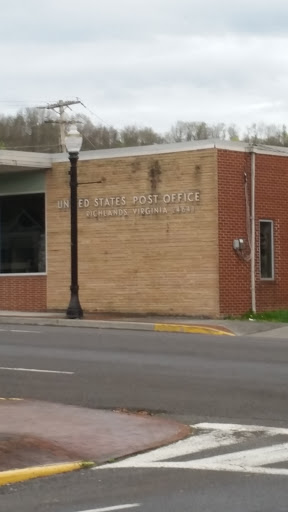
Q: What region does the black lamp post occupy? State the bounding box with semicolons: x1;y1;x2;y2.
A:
65;124;83;319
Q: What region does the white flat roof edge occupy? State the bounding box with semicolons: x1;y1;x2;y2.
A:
2;140;288;170
52;140;288;162
0;150;52;169
52;140;233;162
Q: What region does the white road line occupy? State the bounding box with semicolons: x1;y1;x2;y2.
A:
123;461;288;476
196;422;288;435
10;329;41;334
0;367;74;375
96;423;288;476
78;505;140;512
96;431;239;468
190;441;288;467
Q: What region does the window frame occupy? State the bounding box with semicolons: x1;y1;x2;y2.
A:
259;219;274;281
0;191;47;277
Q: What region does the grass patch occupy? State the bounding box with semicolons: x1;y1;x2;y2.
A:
241;310;288;323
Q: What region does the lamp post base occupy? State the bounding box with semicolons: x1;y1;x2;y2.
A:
66;289;83;319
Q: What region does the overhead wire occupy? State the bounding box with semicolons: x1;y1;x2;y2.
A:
82;134;97;150
77;99;113;128
69;104;105;150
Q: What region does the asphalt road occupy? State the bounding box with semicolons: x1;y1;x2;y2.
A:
2;465;288;512
0;325;288;424
0;325;288;511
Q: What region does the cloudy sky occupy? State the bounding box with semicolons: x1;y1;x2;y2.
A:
2;0;288;133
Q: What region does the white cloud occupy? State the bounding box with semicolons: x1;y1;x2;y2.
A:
2;1;288;133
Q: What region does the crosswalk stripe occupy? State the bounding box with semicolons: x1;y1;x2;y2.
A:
99;431;245;468
196;423;288;435
95;423;288;475
127;462;288;476
190;442;288;467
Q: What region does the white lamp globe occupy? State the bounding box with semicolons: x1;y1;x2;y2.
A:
65;124;83;154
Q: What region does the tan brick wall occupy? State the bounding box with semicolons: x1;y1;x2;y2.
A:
46;149;219;316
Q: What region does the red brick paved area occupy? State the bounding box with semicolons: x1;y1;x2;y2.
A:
0;401;190;471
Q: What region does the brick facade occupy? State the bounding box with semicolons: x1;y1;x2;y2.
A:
218;149;288;315
0;276;47;311
3;141;288;316
218;149;252;315
255;153;288;311
46;149;220;316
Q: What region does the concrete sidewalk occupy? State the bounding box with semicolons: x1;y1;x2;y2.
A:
0;310;286;337
250;325;288;338
0;399;190;485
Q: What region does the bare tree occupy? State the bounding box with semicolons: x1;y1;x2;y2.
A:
1;108;288;152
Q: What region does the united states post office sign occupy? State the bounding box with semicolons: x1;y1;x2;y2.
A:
57;191;200;218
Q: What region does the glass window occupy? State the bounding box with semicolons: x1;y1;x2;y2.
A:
0;193;46;274
260;220;274;279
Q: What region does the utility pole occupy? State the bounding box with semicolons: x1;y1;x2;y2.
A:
37;99;81;152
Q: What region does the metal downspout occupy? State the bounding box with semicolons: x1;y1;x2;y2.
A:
251;148;256;313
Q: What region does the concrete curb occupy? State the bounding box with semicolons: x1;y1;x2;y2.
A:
0;316;235;336
0;461;93;487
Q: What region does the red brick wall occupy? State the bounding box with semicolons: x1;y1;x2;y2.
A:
0;276;47;312
255;153;288;311
218;150;252;315
218;149;288;315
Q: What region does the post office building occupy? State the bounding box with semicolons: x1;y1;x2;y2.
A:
0;139;287;317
